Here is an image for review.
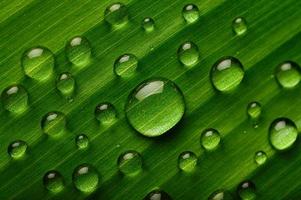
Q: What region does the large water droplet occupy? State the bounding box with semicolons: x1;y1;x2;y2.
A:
237;181;256;200
201;128;221;150
177;41;199;67
144;189;173;200
118;150;142;175
269;118;298;151
65;36;91;67
232;17;247;36
114;54;138;77
275;61;301;88
95;102;117;125
182;4;199;23
211;56;244;92
125;78;185;137
72;164;99;193
56;72;75;99
104;3;128;27
142;17;155;32
254;151;267;165
178;151;197;172
247;102;261;120
43;170;64;193
76;134;89;149
41;111;66;137
8;140;28;159
208;190;233;200
1;84;28;113
22;47;54;81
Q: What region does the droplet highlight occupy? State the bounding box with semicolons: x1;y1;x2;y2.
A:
182;4;199;23
232;17;247;36
95;102;117;125
178;151;197;172
56;72;75;99
201;128;221;150
65;36;91;67
177;41;199;67
105;3;128;27
144;189;173;200
41;111;66;137
72;164;99;193
114;54;138;77
118;150;142;175
208;189;233;200
275;61;301;88
8;140;28;159
43;170;64;193
237;180;256;200
1;84;28;113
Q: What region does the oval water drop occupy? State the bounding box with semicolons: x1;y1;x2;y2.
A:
118;150;142;175
177;41;199;67
76;134;89;149
182;4;199;23
144;189;173;200
66;36;91;67
8;140;28;159
232;17;247;35
1;84;28;113
41;111;66;137
72;164;99;193
237;180;256;200
114;54;138;77
247;102;261;120
142;17;155;32
208;189;233;200
56;72;75;99
275;61;301;88
254;151;267;165
201;128;221;150
95;102;117;125
43;170;64;193
105;3;128;27
178;151;197;172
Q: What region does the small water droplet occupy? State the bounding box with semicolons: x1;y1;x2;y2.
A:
142;17;155;32
76;134;89;149
43;170;64;193
177;41;199;67
1;84;28;113
247;102;261;120
178;151;197;172
269;117;298;151
56;72;75;99
95;102;117;125
237;180;256;200
41;111;66;137
144;189;173;200
105;3;128;27
254;151;267;165
208;189;233;200
65;36;91;67
22;47;54;81
232;17;247;36
72;163;99;193
8;140;27;159
114;54;138;77
182;4;199;24
275;61;301;88
211;56;244;92
118;150;142;175
201;128;221;150
125;78;185;137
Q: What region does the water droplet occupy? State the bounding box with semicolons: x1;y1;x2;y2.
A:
237;180;256;200
72;164;99;193
125;78;185;137
275;61;301;88
144;189;172;200
65;36;91;67
208;189;233;200
1;85;28;113
269;117;298;151
41;112;66;137
114;54;138;77
43;170;64;193
105;3;128;27
211;56;244;92
182;4;199;23
247;102;261;120
22;47;54;81
178;151;197;172
76;134;89;149
56;72;75;99
8;140;28;159
177;41;199;67
118;150;142;175
201;128;221;150
142;17;155;32
232;17;247;36
95;102;117;125
254;151;267;165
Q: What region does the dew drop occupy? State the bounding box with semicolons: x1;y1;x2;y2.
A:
22;47;54;81
208;189;233;200
72;163;99;193
65;36;91;67
1;84;28;113
275;61;301;88
254;151;267;165
118;150;142;175
125;78;185;137
178;151;197;172
142;17;155;32
104;3;128;27
177;41;199;67
144;189;173;200
201;128;221;150
76;134;89;149
43;170;64;193
237;180;256;200
8;140;28;159
41;111;66;137
114;54;138;77
182;4;199;24
211;56;244;92
232;17;247;36
95;102;117;125
269;117;298;151
56;72;75;99
247;102;261;120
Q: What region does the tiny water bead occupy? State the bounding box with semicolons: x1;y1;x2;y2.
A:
114;54;138;77
76;134;89;149
56;72;75;99
232;17;247;35
65;36;91;67
275;61;301;88
43;170;64;193
104;3;128;27
211;56;245;92
1;84;28;113
247;102;262;120
72;164;99;193
142;17;155;32
269;117;298;151
208;190;233;200
8;140;28;159
182;4;199;23
41;111;66;136
254;151;267;165
95;102;117;124
144;189;173;200
22;47;54;81
178;151;197;172
177;41;199;67
201;128;221;150
237;180;256;200
118;150;142;175
125;78;185;137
